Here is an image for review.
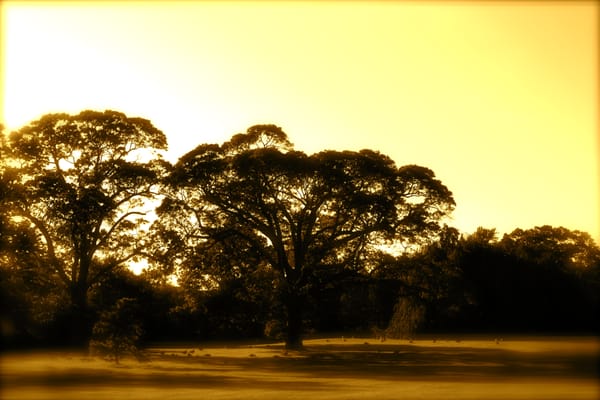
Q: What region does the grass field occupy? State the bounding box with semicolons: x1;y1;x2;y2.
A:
2;336;598;399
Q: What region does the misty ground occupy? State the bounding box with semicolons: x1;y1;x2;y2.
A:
2;336;598;400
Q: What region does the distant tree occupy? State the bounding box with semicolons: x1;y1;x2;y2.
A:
500;226;600;331
1;110;169;345
372;225;464;336
152;124;454;348
450;225;600;333
452;227;516;331
500;226;600;273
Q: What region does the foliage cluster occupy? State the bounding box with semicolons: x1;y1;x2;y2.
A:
89;297;144;363
1;113;598;352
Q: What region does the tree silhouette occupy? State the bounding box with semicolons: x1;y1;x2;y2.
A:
90;297;144;363
449;226;600;332
153;124;454;348
499;226;600;331
1;110;168;345
500;226;600;273
372;225;464;335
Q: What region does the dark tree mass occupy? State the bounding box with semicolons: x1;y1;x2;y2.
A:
151;125;455;348
1;112;598;351
1;111;168;345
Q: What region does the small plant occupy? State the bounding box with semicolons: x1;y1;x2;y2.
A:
90;297;144;363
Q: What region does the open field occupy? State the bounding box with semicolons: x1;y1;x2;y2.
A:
2;336;598;400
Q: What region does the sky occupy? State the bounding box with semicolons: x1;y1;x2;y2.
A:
1;1;598;243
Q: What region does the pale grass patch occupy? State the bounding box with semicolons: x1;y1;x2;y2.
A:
2;336;598;400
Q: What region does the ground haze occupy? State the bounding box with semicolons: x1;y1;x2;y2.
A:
2;336;598;399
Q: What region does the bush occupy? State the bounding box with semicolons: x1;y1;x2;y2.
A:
263;319;284;340
385;297;425;339
90;298;144;363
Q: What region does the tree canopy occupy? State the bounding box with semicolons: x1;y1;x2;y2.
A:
2;114;599;348
1;110;169;343
152;124;455;348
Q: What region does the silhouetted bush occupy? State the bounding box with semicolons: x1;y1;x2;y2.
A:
386;297;426;339
90;298;144;363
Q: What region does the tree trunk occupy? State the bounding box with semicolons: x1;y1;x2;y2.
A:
69;284;93;349
284;292;304;350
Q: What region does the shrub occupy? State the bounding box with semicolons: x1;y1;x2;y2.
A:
263;319;284;340
385;297;425;339
90;298;144;363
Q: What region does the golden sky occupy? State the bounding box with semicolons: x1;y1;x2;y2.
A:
1;1;598;242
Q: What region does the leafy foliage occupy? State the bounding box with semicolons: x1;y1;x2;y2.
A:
4;112;598;347
1;110;169;344
90;297;144;363
500;225;600;273
451;226;600;332
151;124;455;347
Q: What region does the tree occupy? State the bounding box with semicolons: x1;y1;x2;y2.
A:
499;226;600;331
2;110;168;345
372;225;464;336
152;125;454;348
0;213;70;344
500;226;600;273
450;226;600;333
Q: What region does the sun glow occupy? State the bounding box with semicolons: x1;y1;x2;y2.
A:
2;1;598;242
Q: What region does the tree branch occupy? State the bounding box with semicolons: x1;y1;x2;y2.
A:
13;207;71;285
94;210;147;251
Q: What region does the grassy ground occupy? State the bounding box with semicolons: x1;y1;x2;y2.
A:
2;336;598;399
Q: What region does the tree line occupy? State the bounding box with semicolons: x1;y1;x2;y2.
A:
1;111;598;351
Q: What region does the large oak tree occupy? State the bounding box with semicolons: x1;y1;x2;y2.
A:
153;125;454;348
1;110;168;344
